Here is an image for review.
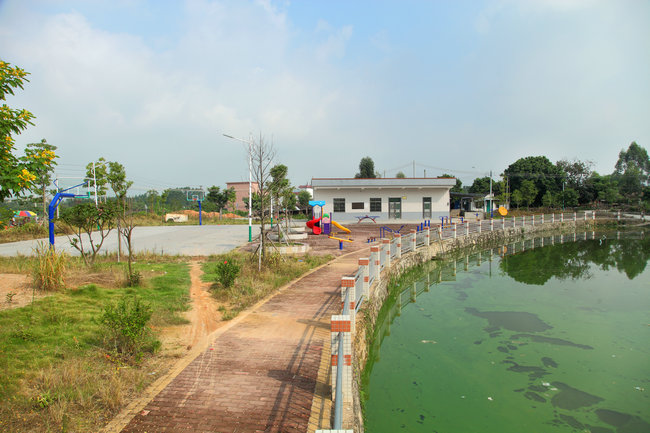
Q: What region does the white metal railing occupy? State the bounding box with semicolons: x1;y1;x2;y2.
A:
324;210;599;433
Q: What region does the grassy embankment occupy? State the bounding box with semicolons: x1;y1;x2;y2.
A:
0;255;191;433
202;251;332;320
0;247;332;432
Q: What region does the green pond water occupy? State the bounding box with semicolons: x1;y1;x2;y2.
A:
363;230;650;433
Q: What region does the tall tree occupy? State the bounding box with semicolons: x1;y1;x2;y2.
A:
206;186;236;215
270;164;290;221
520;180;538;209
556;158;593;204
107;161;132;201
504;156;563;206
396;171;406;178
249;134;276;263
0;60;36;203
355;156;377;178
613;142;649;204
297;190;311;214
614;142;649;180
469;176;503;196
85;157;109;202
145;189;159;214
106;161;132;261
22;139;58;220
440;173;463;193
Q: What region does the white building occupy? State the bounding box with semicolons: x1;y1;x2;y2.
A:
311;177;455;223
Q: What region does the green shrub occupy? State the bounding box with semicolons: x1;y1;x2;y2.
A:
124;270;142;287
99;295;158;361
32;241;67;291
214;259;240;288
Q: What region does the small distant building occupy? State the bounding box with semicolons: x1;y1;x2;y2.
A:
226;181;260;212
311;177;455;223
296;184;313;198
165;213;188;222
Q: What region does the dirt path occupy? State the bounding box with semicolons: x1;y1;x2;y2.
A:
159;260;224;355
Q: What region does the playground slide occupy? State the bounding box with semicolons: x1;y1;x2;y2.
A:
306;217;322;235
331;220;351;234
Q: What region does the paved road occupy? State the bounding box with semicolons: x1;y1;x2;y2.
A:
0;225;255;256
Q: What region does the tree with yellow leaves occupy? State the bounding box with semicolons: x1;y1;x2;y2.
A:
1;59;37;203
23;139;58;219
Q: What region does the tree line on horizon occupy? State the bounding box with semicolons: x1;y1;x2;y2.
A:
353;142;649;211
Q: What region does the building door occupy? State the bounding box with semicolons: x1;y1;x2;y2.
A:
423;197;432;219
389;198;401;219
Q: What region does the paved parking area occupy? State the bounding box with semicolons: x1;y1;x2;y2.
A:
0;225;254;256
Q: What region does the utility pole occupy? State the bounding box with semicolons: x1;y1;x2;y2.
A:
413;160;415;178
92;162;98;206
489;170;493;217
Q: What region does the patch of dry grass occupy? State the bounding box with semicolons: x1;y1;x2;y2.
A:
203;252;332;319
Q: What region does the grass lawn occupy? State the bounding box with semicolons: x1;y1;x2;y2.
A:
0;258;191;433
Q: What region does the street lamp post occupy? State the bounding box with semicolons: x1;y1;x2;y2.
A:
223;133;253;243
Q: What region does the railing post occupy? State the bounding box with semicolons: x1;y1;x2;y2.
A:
411;229;417;251
561;213;564;223
490;219;494;231
513;216;516;228
532;214;535;226
502;218;505;230
584;212;587;221
617;210;621;221
522;215;525;226
341;277;356;329
371;245;381;282
425;226;431;246
330;314;352;403
592;210;596;221
465;222;469;237
541;214;545;224
573;212;577;222
478;220;482;233
395;234;402;258
453;223;457;239
359;258;369;298
552;213;555;223
381;239;391;269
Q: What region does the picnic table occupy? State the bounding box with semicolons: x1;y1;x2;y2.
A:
355;215;379;223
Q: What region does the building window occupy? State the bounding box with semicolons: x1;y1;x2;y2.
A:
351;202;364;210
333;198;345;213
370;198;382;212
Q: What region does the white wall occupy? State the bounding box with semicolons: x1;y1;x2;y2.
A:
313;187;450;223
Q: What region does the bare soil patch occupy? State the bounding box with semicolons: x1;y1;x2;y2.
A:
0;273;52;310
157;260;225;358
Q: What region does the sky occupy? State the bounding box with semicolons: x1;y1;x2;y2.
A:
1;0;649;195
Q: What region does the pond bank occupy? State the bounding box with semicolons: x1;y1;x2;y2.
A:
348;218;600;432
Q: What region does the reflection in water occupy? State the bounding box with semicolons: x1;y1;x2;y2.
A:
500;232;649;284
363;229;649;433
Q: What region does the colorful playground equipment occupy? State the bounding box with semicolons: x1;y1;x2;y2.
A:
307;200;325;235
306;201;351;236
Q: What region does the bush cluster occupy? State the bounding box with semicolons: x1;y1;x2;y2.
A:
100;295;158;361
214;260;240;288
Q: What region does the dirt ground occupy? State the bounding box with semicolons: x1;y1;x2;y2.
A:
0;273;52;310
157;260;225;358
298;221;422;256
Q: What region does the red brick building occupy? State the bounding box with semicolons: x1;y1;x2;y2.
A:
226;181;260;212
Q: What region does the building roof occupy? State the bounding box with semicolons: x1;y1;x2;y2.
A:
311;177;456;189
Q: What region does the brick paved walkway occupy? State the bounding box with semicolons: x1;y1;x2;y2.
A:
112;248;369;433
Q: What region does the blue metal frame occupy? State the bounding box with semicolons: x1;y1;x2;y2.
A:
48;182;88;248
